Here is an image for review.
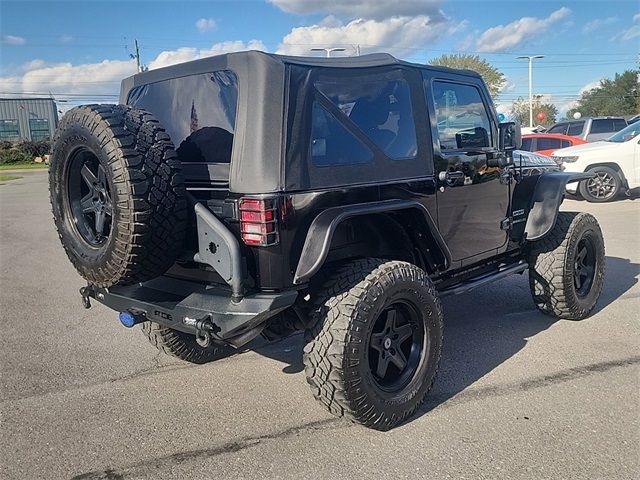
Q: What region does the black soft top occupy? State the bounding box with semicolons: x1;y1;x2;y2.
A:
121;51;480;96
119;51;483;193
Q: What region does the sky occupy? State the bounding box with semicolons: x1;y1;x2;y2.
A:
0;0;638;117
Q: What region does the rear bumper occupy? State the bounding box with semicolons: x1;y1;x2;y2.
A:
85;276;298;347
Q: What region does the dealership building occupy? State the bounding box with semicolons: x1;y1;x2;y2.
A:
0;98;59;141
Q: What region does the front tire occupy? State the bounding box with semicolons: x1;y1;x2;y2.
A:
579;166;622;203
304;259;443;430
528;212;605;320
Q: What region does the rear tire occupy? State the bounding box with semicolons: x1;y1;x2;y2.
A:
528;212;605;320
49;104;187;287
304;259;443;430
142;322;235;364
579;166;622;203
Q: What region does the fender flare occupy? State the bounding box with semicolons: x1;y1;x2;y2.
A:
292;199;451;284
525;171;593;241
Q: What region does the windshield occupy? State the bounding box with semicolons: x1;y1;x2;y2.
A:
607;121;640;143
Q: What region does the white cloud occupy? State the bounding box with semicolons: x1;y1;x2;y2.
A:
148;40;267;69
59;34;74;44
582;16;618;33
269;0;445;21
277;15;463;57
21;59;47;72
0;40;268;103
2;34;26;45
555;79;603;114
0;59;136;96
475;7;571;53
611;15;640;42
579;79;602;94
500;78;516;94
195;18;217;32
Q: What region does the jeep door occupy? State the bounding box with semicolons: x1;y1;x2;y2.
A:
423;74;510;265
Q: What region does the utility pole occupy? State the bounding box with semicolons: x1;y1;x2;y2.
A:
516;55;544;127
134;39;142;73
310;47;346;57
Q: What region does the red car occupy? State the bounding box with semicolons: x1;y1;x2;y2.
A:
521;134;587;157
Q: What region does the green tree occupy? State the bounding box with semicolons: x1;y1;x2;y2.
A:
511;95;558;127
568;70;639;117
428;54;506;98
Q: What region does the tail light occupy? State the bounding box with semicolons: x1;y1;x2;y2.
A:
239;198;279;246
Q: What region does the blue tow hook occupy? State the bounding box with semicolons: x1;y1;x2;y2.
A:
119;311;144;328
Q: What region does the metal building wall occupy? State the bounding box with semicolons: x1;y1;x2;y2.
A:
0;98;59;140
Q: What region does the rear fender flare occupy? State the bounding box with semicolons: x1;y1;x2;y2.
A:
292;199;451;284
525;171;593;241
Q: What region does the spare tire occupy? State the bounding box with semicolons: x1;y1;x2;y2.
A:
50;104;187;287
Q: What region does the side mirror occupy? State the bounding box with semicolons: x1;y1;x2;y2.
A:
499;121;522;151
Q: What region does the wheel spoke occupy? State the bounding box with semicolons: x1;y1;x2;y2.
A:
97;163;107;188
389;349;407;371
576;246;587;264
376;353;390;378
80;192;94;213
384;308;397;332
95;209;106;235
103;194;113;216
80;164;97;188
370;332;386;353
574;270;582;290
394;324;413;344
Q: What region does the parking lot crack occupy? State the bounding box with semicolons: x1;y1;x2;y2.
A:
70;417;346;479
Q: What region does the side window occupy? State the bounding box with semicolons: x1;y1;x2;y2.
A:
29;118;50;141
561;140;571;148
590;119;614;134
430;81;492;150
521;137;534;151
537;138;562;150
547;123;567;135
0;119;20;140
567;121;585;136
613;119;627;131
310;102;373;167
314;74;417;160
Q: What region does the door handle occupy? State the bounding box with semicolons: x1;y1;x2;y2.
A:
438;170;465;186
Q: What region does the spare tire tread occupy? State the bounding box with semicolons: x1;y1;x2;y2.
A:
50;104;187;287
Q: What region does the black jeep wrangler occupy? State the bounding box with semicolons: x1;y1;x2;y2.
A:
50;51;604;430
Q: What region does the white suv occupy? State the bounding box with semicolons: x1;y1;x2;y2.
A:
552;122;640;202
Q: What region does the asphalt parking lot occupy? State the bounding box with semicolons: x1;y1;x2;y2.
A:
1;170;638;479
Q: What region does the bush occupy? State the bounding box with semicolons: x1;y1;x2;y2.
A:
0;139;51;165
15;139;51;157
0;149;32;165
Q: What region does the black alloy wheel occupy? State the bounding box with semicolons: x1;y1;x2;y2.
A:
66;148;113;247
573;236;596;297
369;301;425;392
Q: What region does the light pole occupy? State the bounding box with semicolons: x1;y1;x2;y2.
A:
517;55;544;127
311;47;346;58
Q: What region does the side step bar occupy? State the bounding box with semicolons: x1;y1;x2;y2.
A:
439;261;528;298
